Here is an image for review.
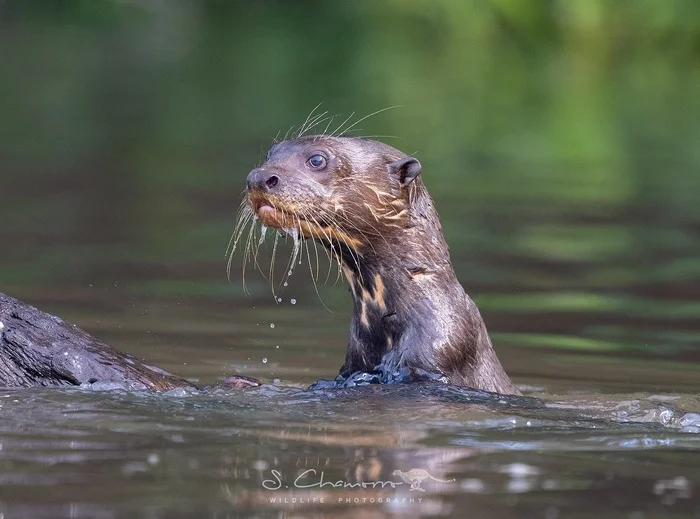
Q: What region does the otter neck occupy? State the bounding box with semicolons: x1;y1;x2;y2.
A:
334;226;459;375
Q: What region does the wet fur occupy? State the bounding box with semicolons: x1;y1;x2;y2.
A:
236;134;519;395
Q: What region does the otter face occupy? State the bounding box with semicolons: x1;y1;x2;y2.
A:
245;138;338;232
244;135;423;252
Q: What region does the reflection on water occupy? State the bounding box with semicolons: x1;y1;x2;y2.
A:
1;1;700;517
0;385;698;518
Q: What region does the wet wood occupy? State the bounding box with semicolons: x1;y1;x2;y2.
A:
0;291;196;390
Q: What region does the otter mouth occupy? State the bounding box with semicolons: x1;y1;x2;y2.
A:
248;195;321;239
247;194;362;250
256;204;283;227
257;204;308;239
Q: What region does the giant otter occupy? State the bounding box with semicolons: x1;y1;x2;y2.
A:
240;134;519;396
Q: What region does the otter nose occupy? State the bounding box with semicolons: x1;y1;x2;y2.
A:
246;168;280;191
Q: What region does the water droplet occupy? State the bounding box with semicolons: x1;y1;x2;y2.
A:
262;358;268;364
276;297;282;303
252;460;269;471
275;345;280;349
270;323;275;329
290;298;296;305
283;282;288;287
288;270;293;276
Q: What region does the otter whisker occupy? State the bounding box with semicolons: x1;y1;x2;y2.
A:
299;211;336;282
353;134;401;141
286;224;301;285
333;209;385;252
297;102;324;137
227;197;251;257
283;125;296;142
329;111;355;139
275;217;303;296
311;221;321;283
301;212;332;274
322;115;336;137
337;106;401;137
295;215;306;271
277;212;302;293
302;223;332;312
231;195;248;226
312;202;383;254
299;211;336;284
242;215;260;287
343;212;387;243
269;230;280;299
258;225;268;247
332;239;344;285
226;212;247;265
309;215;342;286
241;214;260;296
307;115;341;142
227;207;254;282
317;211;364;284
297;111;329;138
252;223;270;282
275;207;291;292
291;213;326;306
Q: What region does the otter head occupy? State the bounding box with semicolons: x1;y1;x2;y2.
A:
244;135;425;264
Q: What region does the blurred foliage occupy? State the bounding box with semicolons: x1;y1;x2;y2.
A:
1;0;700;359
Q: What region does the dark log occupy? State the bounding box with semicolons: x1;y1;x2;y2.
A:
0;291;196;390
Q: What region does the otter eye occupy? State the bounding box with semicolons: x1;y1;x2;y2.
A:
307;154;327;169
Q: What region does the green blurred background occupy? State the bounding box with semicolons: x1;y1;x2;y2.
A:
1;0;700;391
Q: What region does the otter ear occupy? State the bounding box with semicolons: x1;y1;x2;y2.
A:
388;157;422;187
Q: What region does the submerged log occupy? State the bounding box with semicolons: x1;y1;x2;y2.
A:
0;291;197;390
